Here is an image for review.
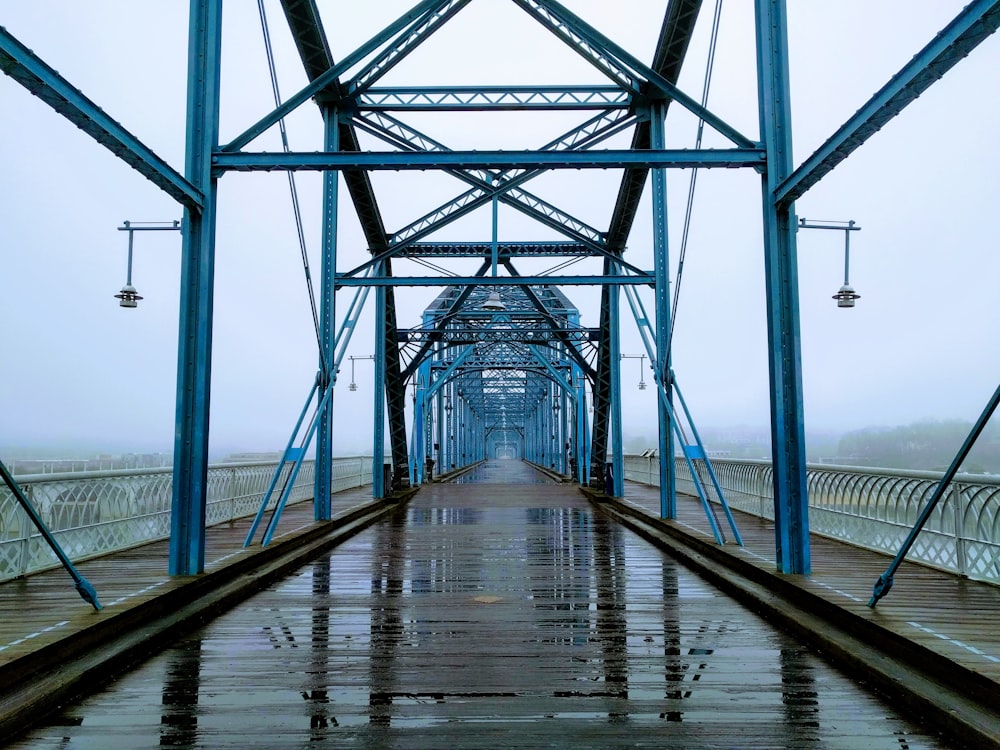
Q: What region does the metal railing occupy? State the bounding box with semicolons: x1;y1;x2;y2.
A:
624;454;1000;585
0;457;374;582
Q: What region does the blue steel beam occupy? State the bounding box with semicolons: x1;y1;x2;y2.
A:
345;0;472;97
650;101;676;518
213;149;765;171
352;109;613;245
775;0;1000;207
511;0;755;149
607;0;702;252
222;0;448;152
756;0;810;575
502;264;597;380
400;242;590;258
170;0;223;577
358;85;630;111
314;106;338;521
398;262;490;382
337;274;652;288
0;26;203;210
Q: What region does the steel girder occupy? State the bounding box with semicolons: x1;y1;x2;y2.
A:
398;242;590;259
774;0;1000;206
0;27;202;210
756;0;809;574
169;0;223;576
213;148;764;172
607;0;702;252
280;0;411;490
358;85;630;111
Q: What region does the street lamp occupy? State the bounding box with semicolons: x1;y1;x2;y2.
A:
798;217;862;308
347;354;374;392
621;353;647;390
114;220;181;308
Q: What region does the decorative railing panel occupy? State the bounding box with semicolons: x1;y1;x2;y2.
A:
0;457;374;582
623;455;1000;585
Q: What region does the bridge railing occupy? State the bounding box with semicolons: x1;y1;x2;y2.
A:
0;457;374;582
623;454;1000;585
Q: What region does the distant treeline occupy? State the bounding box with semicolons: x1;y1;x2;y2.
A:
836;420;1000;474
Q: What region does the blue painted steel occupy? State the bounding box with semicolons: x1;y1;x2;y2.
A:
0;27;202;209
358;85;630;111
649;102;676;520
346;0;472;97
261;385;336;547
0;459;101;610
870;382;1000;606
756;0;810;575
672;376;744;546
400;242;590;258
491;190;499;277
315;106;340;522
213;148;765;171
244;378;318;547
609;269;624;498
373;263;388;498
334;274;653;287
511;0;756;149
775;0;1000;207
220;0;448;153
169;0;223;577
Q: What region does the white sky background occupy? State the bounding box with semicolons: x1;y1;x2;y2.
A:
1;1;997;460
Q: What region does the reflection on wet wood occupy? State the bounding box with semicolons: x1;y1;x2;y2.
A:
622;480;1000;689
10;461;954;748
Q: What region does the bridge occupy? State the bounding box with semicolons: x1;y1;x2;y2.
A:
2;2;999;748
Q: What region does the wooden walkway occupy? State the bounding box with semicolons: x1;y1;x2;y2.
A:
4;462;963;749
618;481;1000;687
0;465;997;748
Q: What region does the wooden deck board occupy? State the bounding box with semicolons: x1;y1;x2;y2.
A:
6;463;961;748
621;482;1000;686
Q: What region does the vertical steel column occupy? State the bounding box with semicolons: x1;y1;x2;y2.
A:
589;262;613;490
169;0;223;576
373;261;387;499
609;277;624;498
649;101;676;518
314;106;339;521
435;363;444;473
756;0;810;574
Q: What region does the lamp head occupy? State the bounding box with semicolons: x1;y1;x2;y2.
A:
114;284;142;308
833;284;860;308
482;290;505;312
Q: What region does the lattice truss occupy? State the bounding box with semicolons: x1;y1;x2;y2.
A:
240;0;760;482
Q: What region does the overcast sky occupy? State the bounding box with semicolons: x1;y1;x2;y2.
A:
1;1;997;460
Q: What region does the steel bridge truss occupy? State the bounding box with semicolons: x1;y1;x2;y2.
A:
4;0;997;583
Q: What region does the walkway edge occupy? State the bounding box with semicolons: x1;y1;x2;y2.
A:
584;491;1000;750
0;493;414;745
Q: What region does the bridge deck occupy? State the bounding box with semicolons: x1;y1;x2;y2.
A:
620;481;1000;687
0;462;997;747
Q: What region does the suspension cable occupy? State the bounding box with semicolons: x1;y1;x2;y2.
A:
667;0;724;352
257;0;324;364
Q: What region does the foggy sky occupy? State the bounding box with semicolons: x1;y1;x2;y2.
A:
1;1;997;460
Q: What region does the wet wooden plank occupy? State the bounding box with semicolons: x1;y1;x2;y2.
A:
622;481;1000;687
8;464;957;748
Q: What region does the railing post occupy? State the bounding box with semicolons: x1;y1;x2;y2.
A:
758;464;768;518
18;483;32;578
228;467;236;523
951;482;967;576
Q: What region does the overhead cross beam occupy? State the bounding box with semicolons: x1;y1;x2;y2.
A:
775;0;1000;206
607;0;702;251
0;26;203;210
